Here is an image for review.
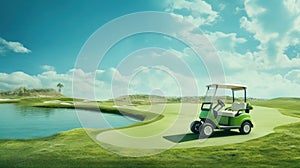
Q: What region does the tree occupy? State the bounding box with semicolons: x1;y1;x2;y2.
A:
17;87;27;96
57;83;64;93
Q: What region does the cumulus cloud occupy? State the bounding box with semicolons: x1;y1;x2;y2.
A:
0;37;31;54
1;65;300;99
165;0;219;27
103;48;208;98
216;51;254;70
240;0;300;69
111;65;201;98
204;49;300;98
207;32;247;52
0;69;101;99
163;1;247;75
2;1;300;99
284;69;300;84
283;0;300;14
41;65;55;71
0;71;41;89
159;0;300;98
243;0;267;17
226;69;300;98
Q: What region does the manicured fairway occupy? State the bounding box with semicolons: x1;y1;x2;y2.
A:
96;104;300;156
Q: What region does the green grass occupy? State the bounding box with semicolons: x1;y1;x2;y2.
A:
0;98;300;167
1;123;299;167
252;97;300;118
0;99;20;103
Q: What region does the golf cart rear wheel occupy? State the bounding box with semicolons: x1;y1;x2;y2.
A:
239;121;252;134
190;121;201;134
199;123;214;138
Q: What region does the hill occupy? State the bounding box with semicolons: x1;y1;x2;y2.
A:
252;97;300;118
112;94;202;104
0;87;63;98
111;94;265;105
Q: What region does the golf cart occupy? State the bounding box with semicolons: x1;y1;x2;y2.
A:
190;84;253;138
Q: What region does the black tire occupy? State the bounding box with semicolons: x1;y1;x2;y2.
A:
199;123;214;138
190;121;201;134
239;121;252;134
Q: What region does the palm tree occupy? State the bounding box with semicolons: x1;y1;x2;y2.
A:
57;83;64;93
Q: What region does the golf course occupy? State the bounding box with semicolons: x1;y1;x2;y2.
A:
0;97;300;167
96;105;299;151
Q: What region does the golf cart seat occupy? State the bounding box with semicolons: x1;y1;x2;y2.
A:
231;102;247;111
218;110;236;117
218;102;247;117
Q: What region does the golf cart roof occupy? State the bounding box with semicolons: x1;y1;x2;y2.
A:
207;84;247;91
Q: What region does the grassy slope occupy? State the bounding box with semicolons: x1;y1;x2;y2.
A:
28;99;160;121
252;97;300;118
0;98;300;167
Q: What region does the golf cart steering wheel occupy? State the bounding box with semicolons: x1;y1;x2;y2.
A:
217;99;225;107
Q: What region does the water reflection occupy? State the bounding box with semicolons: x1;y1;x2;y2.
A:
14;105;55;117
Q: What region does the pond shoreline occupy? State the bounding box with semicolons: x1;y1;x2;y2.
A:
0;98;20;103
31;102;150;121
0;97;153;121
0;102;143;139
0;97;165;139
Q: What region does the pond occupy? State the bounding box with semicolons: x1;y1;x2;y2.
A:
0;104;139;139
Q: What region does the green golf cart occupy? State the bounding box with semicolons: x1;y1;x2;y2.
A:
190;84;253;138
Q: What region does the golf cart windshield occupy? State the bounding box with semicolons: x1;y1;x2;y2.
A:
203;87;217;102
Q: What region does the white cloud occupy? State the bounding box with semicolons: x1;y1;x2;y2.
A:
160;0;300;98
225;69;300;98
104;47;206;98
0;71;41;89
36;71;72;95
216;51;253;70
244;0;266;17
0;68;124;100
213;49;300;97
283;0;300;14
218;3;226;11
0;37;31;54
0;69;82;98
41;65;55;71
235;7;244;13
284;69;300;84
165;0;219;27
126;66;181;96
1;66;300;99
207;31;247;51
240;0;300;69
239;16;279;45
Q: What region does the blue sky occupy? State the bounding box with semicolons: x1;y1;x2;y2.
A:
1;0;300;99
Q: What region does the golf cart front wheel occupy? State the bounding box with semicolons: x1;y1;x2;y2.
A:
190;121;201;134
239;121;252;134
199;123;214;138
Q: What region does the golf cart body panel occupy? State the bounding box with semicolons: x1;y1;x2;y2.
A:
190;83;254;137
229;114;252;126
